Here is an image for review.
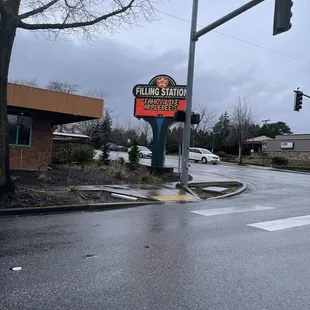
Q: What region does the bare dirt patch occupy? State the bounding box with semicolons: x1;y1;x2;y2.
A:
2;188;149;209
11;163;179;188
189;183;241;199
3;162;178;209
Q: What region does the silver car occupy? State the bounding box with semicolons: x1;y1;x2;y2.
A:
128;145;152;158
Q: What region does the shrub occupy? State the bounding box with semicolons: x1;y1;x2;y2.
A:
108;166;125;178
141;174;161;184
98;142;110;166
72;146;94;164
118;157;126;165
271;156;288;166
38;173;48;181
69;186;79;193
51;149;72;164
216;151;226;157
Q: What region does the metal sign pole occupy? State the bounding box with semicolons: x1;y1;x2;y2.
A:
180;0;266;186
180;0;198;185
178;144;182;174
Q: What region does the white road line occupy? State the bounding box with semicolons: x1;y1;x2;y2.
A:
247;215;310;231
191;205;274;217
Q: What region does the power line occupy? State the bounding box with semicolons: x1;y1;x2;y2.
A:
155;9;310;66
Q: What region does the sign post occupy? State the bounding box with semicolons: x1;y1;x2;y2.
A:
133;74;186;169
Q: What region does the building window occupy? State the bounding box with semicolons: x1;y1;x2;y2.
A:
8;112;32;147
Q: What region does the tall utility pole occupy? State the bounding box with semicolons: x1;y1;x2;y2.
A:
212;132;218;154
180;0;265;185
180;0;293;186
180;0;198;186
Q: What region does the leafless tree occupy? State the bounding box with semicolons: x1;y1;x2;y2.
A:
0;0;157;194
35;139;53;170
192;103;216;132
72;119;100;136
46;80;81;133
84;89;108;100
137;120;151;146
72;89;108;136
190;103;216;147
10;78;39;87
139;120;151;138
51;87;108;136
231;95;255;164
47;80;80;94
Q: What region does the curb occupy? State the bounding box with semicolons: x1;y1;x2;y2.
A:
270;168;310;175
186;180;247;201
0;201;164;216
222;161;310;175
181;185;202;201
207;179;247;200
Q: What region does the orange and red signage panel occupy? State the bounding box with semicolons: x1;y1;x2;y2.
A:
133;74;187;119
134;98;186;118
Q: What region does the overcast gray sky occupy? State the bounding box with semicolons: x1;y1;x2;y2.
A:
9;0;310;133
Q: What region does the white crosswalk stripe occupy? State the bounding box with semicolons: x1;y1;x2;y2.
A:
247;215;310;231
191;205;274;217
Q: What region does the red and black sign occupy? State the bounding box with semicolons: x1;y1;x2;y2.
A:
133;75;187;118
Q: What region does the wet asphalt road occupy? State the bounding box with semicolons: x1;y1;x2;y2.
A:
1;163;310;310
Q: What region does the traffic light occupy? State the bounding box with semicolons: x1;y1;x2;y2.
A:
174;110;186;122
191;113;200;125
273;0;293;36
294;90;303;112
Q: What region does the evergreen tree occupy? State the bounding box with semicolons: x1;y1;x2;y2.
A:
99;142;110;166
98;112;112;165
212;111;231;151
259;121;292;138
100;112;112;143
128;140;140;170
91;120;102;149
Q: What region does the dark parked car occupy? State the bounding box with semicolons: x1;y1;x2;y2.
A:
108;143;119;151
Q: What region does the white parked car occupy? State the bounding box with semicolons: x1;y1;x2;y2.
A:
128;145;152;158
189;148;219;164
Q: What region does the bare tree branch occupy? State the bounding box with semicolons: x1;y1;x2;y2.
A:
10;78;39;87
18;0;136;30
231;95;255;164
84;89;108;100
47;80;80;94
71;119;99;136
19;0;60;20
192;103;216;132
139;119;151;136
0;0;159;193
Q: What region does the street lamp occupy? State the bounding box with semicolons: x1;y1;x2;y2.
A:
261;119;271;125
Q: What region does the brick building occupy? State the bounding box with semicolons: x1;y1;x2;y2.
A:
7;83;103;170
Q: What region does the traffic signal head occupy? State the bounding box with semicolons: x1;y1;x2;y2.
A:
273;0;293;36
294;90;303;112
174;110;186;122
191;113;201;125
